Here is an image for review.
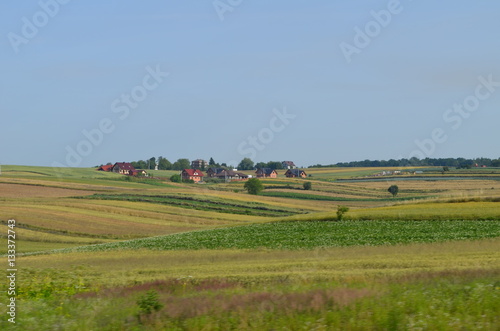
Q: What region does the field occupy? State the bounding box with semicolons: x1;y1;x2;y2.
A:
1;165;500;330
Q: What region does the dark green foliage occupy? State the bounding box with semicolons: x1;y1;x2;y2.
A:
137;290;163;315
388;185;399;197
303;182;312;190
336;206;349;221
244;178;264;195
169;174;181;183
238;158;255;170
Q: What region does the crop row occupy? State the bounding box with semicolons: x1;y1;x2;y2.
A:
61;220;500;253
79;194;301;217
259;191;429;202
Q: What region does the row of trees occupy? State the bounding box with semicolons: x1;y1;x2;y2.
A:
239;158;296;171
311;157;500;168
129;157;191;171
123;157;294;172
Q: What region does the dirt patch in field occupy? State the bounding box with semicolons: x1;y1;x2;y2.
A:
0;183;96;198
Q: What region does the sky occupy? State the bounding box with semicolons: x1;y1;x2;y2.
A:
1;0;499;168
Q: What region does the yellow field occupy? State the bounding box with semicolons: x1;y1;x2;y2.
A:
18;238;500;288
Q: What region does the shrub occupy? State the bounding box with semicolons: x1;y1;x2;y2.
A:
137;290;163;315
170;174;181;183
303;182;312;190
244;178;264;195
336;206;349;221
388;185;399;197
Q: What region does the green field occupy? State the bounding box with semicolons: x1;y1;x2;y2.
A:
1;165;500;330
54;220;500;252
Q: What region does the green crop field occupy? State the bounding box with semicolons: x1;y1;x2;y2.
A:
50;219;500;253
1;165;500;330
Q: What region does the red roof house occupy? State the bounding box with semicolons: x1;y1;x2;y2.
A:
181;169;204;182
112;162;136;175
97;164;113;172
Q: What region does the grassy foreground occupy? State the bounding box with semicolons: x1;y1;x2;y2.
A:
3;239;500;330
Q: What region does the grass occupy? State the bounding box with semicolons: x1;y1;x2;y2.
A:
259;190;430;201
4;240;500;330
2;164;500;329
49;220;500;253
79;193;301;217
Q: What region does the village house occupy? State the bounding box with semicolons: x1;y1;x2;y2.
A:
282;161;296;169
213;169;249;182
181;169;204;183
112;162;136;175
255;168;278;178
191;159;208;169
206;167;225;177
284;169;307;178
97;164;113;172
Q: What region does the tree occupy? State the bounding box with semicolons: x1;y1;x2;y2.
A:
303;182;312;190
169;174;181;183
443;166;450;172
388;185;399;197
336;206;349;221
266;161;284;170
238;158;255;170
244;178;264;195
209;157;216;166
255;162;267;169
148;157;156;170
172;158;190;170
158;157;172;170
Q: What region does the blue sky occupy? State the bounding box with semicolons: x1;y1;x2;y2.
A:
1;0;499;168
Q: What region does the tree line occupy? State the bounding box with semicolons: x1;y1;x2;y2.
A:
310;157;500;168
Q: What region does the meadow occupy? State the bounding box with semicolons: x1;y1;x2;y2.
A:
1;165;500;330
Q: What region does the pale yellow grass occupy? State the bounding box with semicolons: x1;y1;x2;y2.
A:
19;238;500;287
0;183;97;198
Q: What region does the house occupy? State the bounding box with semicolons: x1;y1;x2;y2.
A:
97;164;113;172
206;167;225;178
255;168;278;178
213;170;249;182
191;159;208;169
112;162;136;175
130;169;148;176
282;161;296;169
181;169;204;182
285;169;307;178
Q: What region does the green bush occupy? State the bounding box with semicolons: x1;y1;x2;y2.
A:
137;290;163;315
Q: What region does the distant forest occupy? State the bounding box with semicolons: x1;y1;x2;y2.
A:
311;157;500;168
